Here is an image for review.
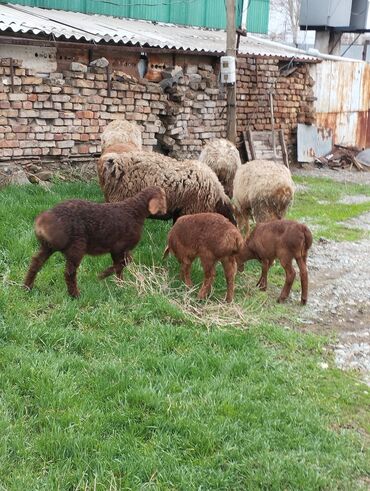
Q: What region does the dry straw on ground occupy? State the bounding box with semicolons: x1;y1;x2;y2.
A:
118;263;270;329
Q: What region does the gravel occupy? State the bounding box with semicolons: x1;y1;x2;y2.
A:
292;164;370;185
291;165;370;384
300;219;370;385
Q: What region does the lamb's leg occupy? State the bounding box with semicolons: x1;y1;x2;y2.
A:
256;259;272;291
113;252;132;280
180;258;193;287
221;257;237;303
198;257;216;300
99;252;132;279
24;244;53;290
278;256;296;303
296;256;308;305
63;242;85;298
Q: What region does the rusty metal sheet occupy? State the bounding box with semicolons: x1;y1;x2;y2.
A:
310;60;370;149
297;124;333;163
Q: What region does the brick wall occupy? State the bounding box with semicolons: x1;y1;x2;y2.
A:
0;53;315;165
237;57;315;149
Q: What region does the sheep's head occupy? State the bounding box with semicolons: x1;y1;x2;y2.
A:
147;187;167;216
101;153;125;181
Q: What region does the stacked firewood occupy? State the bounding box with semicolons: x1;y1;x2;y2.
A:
315;145;369;172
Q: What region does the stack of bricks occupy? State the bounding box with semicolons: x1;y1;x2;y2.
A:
0;59;167;161
0;55;315;165
157;64;227;159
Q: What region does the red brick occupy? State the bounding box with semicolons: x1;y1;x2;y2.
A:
0;140;19;148
76;110;94;119
50;148;62;156
77;144;89;154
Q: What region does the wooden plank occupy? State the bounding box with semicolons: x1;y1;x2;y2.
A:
278;129;289;168
269;91;277;159
9;57;14;93
106;64;111;97
246;129;257;160
242;131;250;160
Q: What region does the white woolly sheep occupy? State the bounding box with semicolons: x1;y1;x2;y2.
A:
97;150;236;224
233;159;295;237
101;119;143;152
199;138;241;197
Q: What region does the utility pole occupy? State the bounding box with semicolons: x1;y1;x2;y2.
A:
226;0;237;144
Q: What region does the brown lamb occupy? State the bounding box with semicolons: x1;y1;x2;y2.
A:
236;219;313;305
24;186;167;297
164;213;244;302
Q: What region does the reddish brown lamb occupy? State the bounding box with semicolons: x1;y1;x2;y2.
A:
236;219;313;305
24;186;167;297
164;213;244;302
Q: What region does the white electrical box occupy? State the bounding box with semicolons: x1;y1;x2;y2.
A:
220;56;236;84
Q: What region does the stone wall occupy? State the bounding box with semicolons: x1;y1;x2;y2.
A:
0;53;315;168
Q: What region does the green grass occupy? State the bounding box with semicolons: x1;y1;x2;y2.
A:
289;176;370;241
0;178;369;490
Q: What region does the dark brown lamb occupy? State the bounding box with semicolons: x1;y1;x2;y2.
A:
236;219;313;304
164;213;244;302
24;186;167;297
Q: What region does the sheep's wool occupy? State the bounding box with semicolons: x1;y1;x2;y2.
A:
101;119;143;151
97;150;231;217
233;160;295;223
199;139;241;197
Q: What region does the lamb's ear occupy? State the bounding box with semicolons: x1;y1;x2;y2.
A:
148;197;160;215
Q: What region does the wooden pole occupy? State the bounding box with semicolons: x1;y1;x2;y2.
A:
226;0;237;144
269;91;276;159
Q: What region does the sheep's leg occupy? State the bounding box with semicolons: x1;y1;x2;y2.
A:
24;245;53;290
63;243;85;298
99;252;132;280
256;259;272;291
296;256;308;305
198;257;216;300
221;257;237;303
235;209;245;233
113;252;132;280
99;265;115;279
180;259;193;287
278;256;296;303
244;218;250;239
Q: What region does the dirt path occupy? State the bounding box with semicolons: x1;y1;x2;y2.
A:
292;167;370;385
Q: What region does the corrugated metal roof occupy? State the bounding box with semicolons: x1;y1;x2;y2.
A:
1;0;249;32
0;3;319;61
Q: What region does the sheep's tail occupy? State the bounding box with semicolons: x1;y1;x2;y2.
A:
163;245;170;259
303;225;313;253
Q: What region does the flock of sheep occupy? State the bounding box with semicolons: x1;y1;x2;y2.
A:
24;119;312;305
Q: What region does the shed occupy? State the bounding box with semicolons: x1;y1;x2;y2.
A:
0;3;322;163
